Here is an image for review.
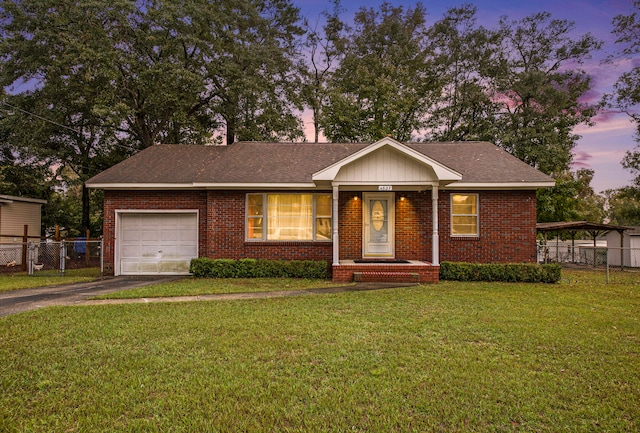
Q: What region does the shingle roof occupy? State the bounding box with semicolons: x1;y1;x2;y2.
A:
86;141;553;187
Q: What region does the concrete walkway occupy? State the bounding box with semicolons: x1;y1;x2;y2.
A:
0;277;418;317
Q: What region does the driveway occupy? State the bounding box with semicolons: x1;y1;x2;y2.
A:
0;276;182;317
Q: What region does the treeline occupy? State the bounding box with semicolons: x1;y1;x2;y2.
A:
0;0;636;233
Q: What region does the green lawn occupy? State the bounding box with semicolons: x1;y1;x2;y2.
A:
0;270;638;432
94;277;349;299
0;268;101;293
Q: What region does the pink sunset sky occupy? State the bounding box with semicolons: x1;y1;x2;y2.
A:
293;0;637;194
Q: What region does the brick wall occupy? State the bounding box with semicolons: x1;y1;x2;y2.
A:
338;193;362;260
395;191;432;261
439;190;538;263
103;188;538;275
103;190;208;275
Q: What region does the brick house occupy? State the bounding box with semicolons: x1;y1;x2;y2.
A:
86;137;554;282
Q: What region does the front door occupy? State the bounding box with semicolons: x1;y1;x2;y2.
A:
363;192;395;258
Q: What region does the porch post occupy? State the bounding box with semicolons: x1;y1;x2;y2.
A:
432;185;439;265
332;185;339;265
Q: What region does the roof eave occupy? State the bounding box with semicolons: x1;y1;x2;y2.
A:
444;181;556;190
87;182;320;190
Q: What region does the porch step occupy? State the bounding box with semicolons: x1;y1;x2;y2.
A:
353;271;420;283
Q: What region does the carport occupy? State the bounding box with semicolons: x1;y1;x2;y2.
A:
536;221;632;266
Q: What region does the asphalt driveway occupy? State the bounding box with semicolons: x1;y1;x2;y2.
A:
0;276;182;317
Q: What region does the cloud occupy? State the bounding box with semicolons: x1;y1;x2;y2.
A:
571;150;592;168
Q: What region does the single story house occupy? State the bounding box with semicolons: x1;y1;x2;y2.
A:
86;137;554;282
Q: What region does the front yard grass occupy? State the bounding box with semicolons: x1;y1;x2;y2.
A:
93;277;347;299
0;268;101;293
0;270;638;432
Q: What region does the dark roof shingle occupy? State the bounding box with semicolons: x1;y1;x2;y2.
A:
87;141;553;186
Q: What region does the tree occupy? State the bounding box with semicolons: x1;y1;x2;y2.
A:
425;4;500;142
605;187;640;225
201;0;306;144
300;0;346;143
536;169;606;223
489;12;602;176
607;0;640;185
0;0;306;233
321;2;439;142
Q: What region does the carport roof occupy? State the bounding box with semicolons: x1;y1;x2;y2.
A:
536;221;633;234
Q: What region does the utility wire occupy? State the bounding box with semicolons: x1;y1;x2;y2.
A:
0;100;139;152
1;101;83;135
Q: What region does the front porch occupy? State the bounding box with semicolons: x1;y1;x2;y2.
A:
332;260;440;284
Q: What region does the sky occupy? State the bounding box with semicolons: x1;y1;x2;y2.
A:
292;0;637;194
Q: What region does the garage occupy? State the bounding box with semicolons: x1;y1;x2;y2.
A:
117;212;198;275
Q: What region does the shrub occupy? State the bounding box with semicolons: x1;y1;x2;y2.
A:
189;258;329;279
440;262;561;283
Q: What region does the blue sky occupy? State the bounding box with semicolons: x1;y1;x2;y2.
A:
293;0;637;193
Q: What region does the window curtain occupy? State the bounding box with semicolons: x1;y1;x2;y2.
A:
267;194;313;240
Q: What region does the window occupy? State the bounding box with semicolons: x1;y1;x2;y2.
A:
451;193;478;236
246;193;332;241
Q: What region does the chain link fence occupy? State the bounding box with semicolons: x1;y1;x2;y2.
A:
538;243;640;283
0;242;26;270
0;239;103;277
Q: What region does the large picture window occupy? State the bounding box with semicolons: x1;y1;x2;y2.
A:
451;193;478;236
246;193;332;241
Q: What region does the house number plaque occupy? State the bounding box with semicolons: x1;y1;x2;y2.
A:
378;185;392;191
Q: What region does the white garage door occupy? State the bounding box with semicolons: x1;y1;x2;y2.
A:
118;212;198;275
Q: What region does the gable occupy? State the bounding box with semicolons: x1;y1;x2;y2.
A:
313;137;462;185
334;145;437;184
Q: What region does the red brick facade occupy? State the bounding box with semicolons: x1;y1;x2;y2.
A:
103;188;538;277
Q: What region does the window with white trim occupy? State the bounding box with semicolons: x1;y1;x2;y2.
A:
246;193;332;241
451;193;478;236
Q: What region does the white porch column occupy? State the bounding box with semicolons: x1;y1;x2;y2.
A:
332;185;340;265
432;185;440;266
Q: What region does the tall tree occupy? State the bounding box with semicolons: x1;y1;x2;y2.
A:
0;0;134;231
607;0;640;185
536;169;606;223
425;4;500;142
201;0;305;144
300;0;346;143
0;0;306;233
321;2;438;142
605;187;640;225
489;12;602;176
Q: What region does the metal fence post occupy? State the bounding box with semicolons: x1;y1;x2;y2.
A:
60;242;66;276
606;248;609;284
27;242;33;276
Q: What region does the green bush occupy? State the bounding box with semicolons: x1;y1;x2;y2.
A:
189;258;329;279
440;261;561;283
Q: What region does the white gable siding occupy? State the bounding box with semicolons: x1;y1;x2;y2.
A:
334;146;437;184
0;201;42;238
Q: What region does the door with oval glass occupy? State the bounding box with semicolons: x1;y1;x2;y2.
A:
363;192;395;257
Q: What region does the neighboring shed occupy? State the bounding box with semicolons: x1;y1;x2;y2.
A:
0;194;46;268
0;194;46;239
606;226;640;268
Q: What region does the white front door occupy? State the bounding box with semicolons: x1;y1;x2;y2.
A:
363;192;395;258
